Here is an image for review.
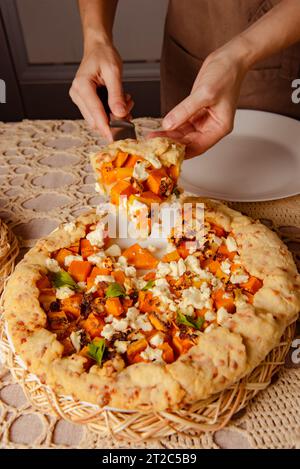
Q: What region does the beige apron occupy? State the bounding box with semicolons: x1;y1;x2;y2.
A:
161;0;300;118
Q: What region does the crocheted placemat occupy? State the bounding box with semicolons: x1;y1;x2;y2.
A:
0;117;299;449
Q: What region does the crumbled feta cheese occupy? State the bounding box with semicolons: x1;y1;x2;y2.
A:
129;199;148;218
56;286;74;299
149;332;165;347
140;346;163;362
101;324;115;340
112;318;128;332
94;274;114;283
220;260;231;275
105;244;121;257
180;283;211;310
133;161;149;181
134;278;147;290
105;314;114;323
230;273;249;284
116;255;128;269
185;305;195;317
135;314;153;331
204;310;216;322
70;330;82;352
86;223;105;247
63;221;76;233
125;266;136;277
87;252;106;265
129;331;144;341
77;281;86;289
45;258;60;273
147;244;156;253
114;340;129;354
64;254;83;267
156;262;171;277
217;307;230;325
185;255;204;276
126;307;139;322
226;236;237;252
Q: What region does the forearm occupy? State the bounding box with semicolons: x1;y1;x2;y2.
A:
217;0;300;71
78;0;118;53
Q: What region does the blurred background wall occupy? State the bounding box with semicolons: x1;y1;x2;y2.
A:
0;0;168;122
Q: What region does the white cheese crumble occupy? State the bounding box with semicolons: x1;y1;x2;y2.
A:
94;274;114;284
204;310;216;322
105;244;121;257
114;340;129;354
70;330;82;352
220;260;231;275
230;273;249;284
101;324;115;340
156;262;171;277
87;252;106;265
116;255;128;269
217;307;230;325
226;236;237;252
132;161;149;181
149;332;165;347
56;286;74;299
125;266;136;277
45;258;60;273
147;244;156;253
185;255;205;277
86;223;105;247
179;283;211;310
77;281;86;289
140;346;163;362
64;254;83;267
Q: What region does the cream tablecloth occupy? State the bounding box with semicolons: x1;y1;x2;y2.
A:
0;118;299;449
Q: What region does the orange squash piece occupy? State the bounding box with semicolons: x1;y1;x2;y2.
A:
80;238;99;260
47;311;68;331
138;291;159;313
68;241;80;254
111;180;137;205
210;223;226;238
127;338;148;362
203;258;221;275
240;276;263;294
217;243;236;261
87;266;111;290
55;248;73;266
124;154;144;168
172;335;194;355
68;260;92;283
159;342;175;363
167;164;179;181
61;293;83;319
212;289;236;314
122;243;158;269
114;151;129;167
147;168;173;196
105;297;124;317
177;242;190;259
136;191;162;206
83;312;105;339
112;270;126;284
39;288;56;310
162;250;180;263
36;275;51;290
148;312;167;331
101;162;116;184
143;271;156;281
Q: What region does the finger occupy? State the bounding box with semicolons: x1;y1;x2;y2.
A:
102;67;127;117
71;77;112;139
162;89;212;131
70;89;95;128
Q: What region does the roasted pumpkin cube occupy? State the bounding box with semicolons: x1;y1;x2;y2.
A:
39;288;57;311
124;154;144;168
127;338;148;360
172;334;194;355
114;150;129;167
101;162;116;184
112;270;126;284
212;289;236;314
87;266;111;290
147;168;173;197
80;238;99;260
55;248;73;266
148;312;167;332
217;244;236;261
240;276;263;294
61;293;83;319
122;243;158;269
111;180;137;205
162;250;180;263
47;311;69;330
105;297;124;317
36;275;51;290
159;342;175;363
68;260;92;283
176;242;190;259
83;312;105;339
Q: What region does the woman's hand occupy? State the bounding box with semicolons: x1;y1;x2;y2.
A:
155;47;248;158
69;42;133;140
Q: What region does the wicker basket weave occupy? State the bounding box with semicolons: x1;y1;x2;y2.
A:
0;219;19;294
0;315;295;441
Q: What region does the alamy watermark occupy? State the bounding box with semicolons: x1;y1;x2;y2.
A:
291;78;300;104
0;79;6;104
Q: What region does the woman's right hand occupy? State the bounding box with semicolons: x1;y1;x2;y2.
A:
69;42;133;139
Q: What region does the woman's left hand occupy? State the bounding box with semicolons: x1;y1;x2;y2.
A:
153;46;248;158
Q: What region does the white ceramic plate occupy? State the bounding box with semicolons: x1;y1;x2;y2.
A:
179;110;300;202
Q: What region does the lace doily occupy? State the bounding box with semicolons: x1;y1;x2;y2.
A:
0;118;299;449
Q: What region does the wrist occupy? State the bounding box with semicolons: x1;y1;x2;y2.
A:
83;28;113;54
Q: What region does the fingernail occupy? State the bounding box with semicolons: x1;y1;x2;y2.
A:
115;104;126;116
163;115;174;130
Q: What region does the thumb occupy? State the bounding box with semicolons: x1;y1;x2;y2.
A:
162;88;211;130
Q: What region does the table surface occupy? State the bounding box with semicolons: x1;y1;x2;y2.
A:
0;118;299;449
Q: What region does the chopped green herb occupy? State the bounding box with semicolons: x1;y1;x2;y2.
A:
142;279;154;291
176;310;205;330
50;270;78;291
88;338;106;366
106;282;126;298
